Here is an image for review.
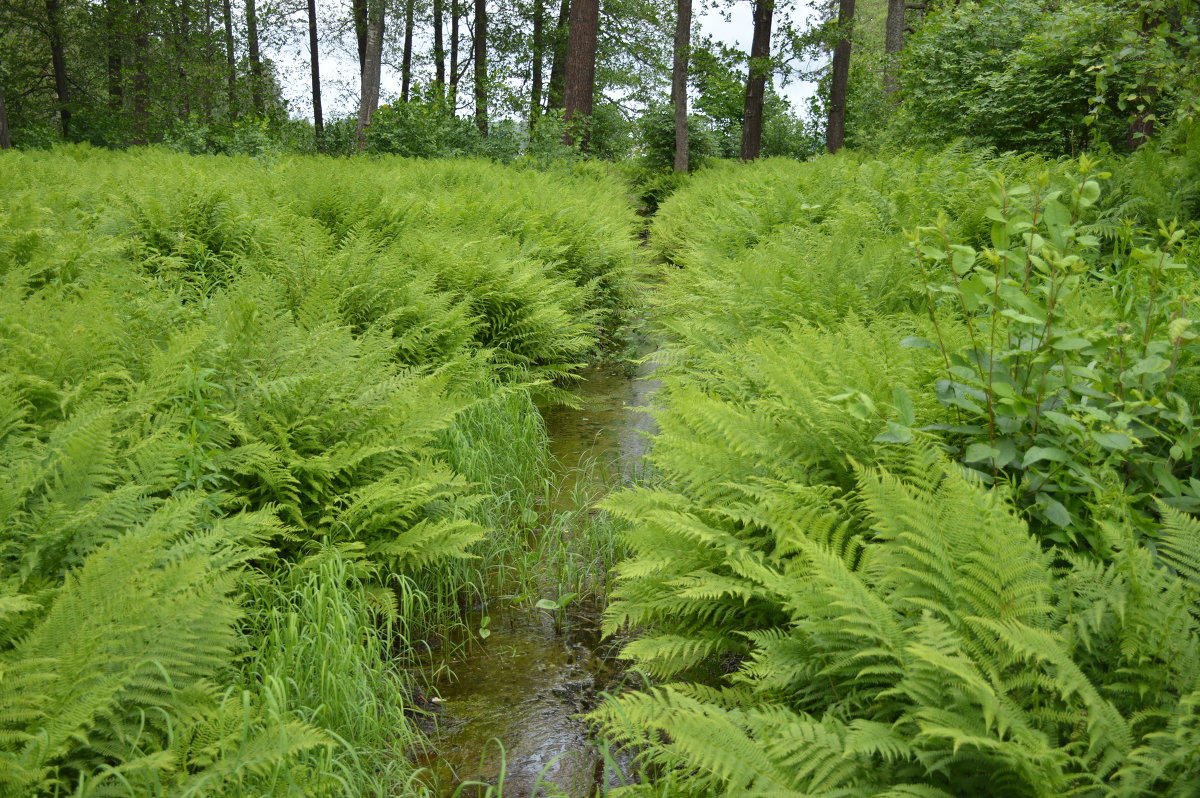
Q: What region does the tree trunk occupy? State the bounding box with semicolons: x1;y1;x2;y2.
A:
106;0;124;112
547;0;570;109
177;0;192;118
353;0;368;74
0;83;11;149
531;0;544;125
672;0;691;172
45;0;71;138
739;0;772;161
450;0;460;101
246;0;264;114
223;0;237;116
1126;13;1159;150
133;0;151;144
434;0;446;88
883;0;905;100
402;0;414;100
356;0;385;149
561;0;599;147
307;0;323;139
474;0;487;134
826;0;854;153
201;0;215;119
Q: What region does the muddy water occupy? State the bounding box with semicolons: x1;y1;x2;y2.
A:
425;359;658;797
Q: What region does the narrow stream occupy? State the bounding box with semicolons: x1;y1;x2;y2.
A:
423;359;659;797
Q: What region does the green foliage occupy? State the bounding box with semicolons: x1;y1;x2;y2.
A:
903;161;1200;545
892;0;1122;153
0;146;642;795
596;142;1200;796
598;449;1200;796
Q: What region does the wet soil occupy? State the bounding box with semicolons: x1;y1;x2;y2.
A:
422;358;659;797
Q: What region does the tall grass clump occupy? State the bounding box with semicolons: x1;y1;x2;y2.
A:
0;145;642;795
595;141;1200;795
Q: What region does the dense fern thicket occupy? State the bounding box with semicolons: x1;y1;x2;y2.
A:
0;147;640;796
595;134;1200;795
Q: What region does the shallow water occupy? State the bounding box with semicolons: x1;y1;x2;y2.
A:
424;358;659;797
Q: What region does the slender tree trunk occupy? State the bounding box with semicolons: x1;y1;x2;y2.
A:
561;0;599;147
1127;13;1158;149
201;0;215;119
402;0;414;100
356;0;385;149
531;0;544;125
434;0;446;89
177;0;192;118
106;0;124;112
672;0;691;171
307;0;323;139
450;0;460;102
133;0;151;143
547;0;569;109
45;0;71;138
0;83;11;149
246;0;264;114
826;0;854;153
474;0;487;134
739;0;772;161
883;0;905;100
353;0;368;74
223;0;237;116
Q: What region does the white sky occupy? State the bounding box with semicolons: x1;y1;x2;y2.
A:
271;1;819;121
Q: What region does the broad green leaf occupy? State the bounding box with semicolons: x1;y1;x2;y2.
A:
1023;446;1069;467
964;443;999;464
875;422;914;444
1050;336;1091;351
1042;497;1072;528
1092;431;1132;450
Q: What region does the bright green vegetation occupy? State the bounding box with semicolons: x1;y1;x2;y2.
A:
0;148;639;796
594;131;1200;794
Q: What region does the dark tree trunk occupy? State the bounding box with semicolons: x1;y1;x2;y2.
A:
307;0;323;139
133;0;151;143
531;0;544;124
1127;13;1159;149
106;0;124;112
45;0;71;138
739;0;772;161
353;0;368;74
434;0;446;88
561;0;599;147
826;0;854;153
883;0;905;100
177;0;192;118
474;0;487;134
0;83;11;149
402;0;414;100
201;0;215;118
356;0;385;149
246;0;264;114
672;0;691;172
547;0;570;109
450;0;460;101
223;0;237;116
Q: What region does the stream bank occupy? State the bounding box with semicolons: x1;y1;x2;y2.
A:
422;357;659;797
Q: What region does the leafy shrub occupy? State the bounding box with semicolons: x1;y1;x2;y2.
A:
899;161;1200;545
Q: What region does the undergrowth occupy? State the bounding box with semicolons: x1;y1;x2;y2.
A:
0;147;641;796
595;133;1200;795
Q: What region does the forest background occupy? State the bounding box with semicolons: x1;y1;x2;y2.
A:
3;0;1196;167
